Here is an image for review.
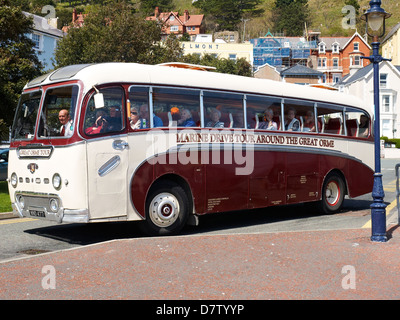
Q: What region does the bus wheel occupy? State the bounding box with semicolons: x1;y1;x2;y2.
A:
321;173;345;214
141;181;189;236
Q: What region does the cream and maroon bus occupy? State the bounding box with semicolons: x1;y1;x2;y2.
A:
8;63;374;235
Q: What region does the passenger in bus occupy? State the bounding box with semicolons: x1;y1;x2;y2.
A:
258;108;277;130
303;110;319;132
177;108;196;127
206;108;224;128
139;104;163;128
85;110;107;135
232;113;247;128
102;105;122;132
359;114;369;137
130;106;141;129
284;107;300;131
58;109;73;137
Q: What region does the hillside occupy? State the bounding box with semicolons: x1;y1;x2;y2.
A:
172;0;400;38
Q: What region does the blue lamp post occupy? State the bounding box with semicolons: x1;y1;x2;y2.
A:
361;0;391;242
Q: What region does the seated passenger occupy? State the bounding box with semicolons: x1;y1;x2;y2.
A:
139;104;163;128
177;108;196;127
130;106;140;129
359;114;369;137
258;108;277;130
284;107;300;131
85;110;107;135
206;108;224;128
102;105;122;132
303;110;318;132
232;113;246;129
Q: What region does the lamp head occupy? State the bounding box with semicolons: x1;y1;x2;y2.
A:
361;0;391;38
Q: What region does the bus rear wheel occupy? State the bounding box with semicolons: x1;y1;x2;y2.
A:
141;181;190;236
321;172;345;214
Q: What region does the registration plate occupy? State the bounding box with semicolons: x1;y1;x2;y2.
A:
29;210;46;218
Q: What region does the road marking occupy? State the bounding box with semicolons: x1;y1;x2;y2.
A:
362;199;397;229
0;218;37;225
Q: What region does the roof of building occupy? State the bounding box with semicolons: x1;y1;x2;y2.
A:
280;64;324;77
382;22;400;44
146;8;203;27
23;11;64;38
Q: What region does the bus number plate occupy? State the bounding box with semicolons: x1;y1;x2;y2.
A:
29;210;45;218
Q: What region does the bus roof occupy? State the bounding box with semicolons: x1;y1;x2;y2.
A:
25;62;369;114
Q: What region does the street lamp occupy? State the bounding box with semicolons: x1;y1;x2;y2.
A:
361;0;391;242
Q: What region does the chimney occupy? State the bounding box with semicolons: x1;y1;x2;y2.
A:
155;7;160;18
72;8;77;23
184;10;189;22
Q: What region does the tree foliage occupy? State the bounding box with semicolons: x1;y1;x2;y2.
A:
271;0;310;36
54;1;173;67
0;0;42;133
193;0;264;31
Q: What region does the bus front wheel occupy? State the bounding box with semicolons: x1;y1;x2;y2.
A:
321;172;345;214
141;181;190;236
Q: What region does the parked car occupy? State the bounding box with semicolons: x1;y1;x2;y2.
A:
0;148;9;181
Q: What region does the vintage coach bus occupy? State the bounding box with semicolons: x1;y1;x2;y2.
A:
8;63;374;235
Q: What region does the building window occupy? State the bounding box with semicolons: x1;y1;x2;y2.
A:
332;43;339;53
31;33;41;50
354;42;359;52
333;58;339;68
318;43;326;54
229;54;237;61
351;55;362;66
170;25;179;32
318;58;326;68
382;95;390;112
380;74;388;88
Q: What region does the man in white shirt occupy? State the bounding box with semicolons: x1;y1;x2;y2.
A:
58;109;73;137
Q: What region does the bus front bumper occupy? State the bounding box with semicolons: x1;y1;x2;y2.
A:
12;193;89;223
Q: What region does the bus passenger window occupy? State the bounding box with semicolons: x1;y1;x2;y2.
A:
246;95;281;130
203;91;243;129
345;107;370;138
83;87;125;135
152;87;200;128
128;86;151;129
317;103;344;135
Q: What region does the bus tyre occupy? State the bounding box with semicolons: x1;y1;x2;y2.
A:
141;181;190;236
321;173;345;214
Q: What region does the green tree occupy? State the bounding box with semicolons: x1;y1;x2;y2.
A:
0;0;42;137
139;0;173;16
272;0;310;36
54;1;166;67
193;0;264;32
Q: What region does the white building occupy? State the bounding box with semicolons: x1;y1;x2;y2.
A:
337;61;400;138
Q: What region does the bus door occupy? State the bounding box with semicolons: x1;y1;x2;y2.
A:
249;150;286;208
84;87;129;219
286;152;319;204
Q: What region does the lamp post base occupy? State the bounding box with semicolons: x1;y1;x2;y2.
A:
370;173;387;242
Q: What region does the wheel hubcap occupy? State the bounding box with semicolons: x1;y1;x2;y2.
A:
149;193;180;227
326;181;340;206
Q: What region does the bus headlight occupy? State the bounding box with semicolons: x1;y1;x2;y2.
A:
52;173;62;190
10;173;18;188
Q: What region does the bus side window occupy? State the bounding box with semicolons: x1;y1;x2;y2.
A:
152;87;200;128
345;108;370;138
203;91;243;129
283;99;314;132
317;103;344;135
128;86;150;129
246;95;281;130
84;87;125;135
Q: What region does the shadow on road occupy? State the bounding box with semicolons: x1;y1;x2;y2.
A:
24;197;373;246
